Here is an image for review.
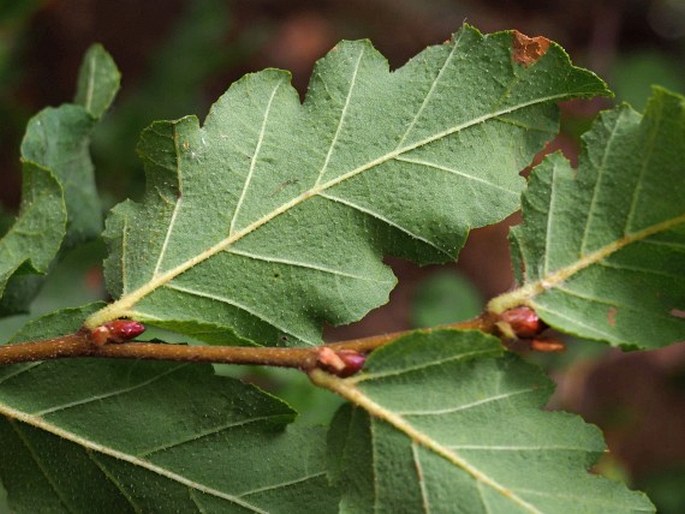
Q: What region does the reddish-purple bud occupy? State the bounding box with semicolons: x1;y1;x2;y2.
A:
107;320;146;341
499;306;545;338
316;347;366;378
89;320;145;345
335;350;367;378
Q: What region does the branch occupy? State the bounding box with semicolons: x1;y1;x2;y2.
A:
0;314;499;371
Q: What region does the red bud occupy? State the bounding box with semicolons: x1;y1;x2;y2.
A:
89;320;145;345
499;306;545;338
315;347;366;378
335;350;366;377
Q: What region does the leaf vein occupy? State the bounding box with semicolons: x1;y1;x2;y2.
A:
311;370;544;514
137;415;281;458
489;212;685;313
536;304;617;341
229;79;284;236
624;100;661;234
598;260;684;280
33;364;189;417
394;155;519;195
87;451;144;513
543;161;559;275
314;46;365;186
8;420;77;513
318;192;453;258
226;248;389;283
0;362;43;386
447;444;593;452
163;283;316;345
397;387;538;416
0;403;269;513
411;441;431;514
578;109;625;256
395;30;463;149
349;348;499;384
152;195;184;278
237;471;327;498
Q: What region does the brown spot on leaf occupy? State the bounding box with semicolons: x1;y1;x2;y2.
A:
607;306;618;327
511;30;550;67
671;308;685;319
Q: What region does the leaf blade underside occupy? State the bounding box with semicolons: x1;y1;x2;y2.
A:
21;43;120;249
490;87;685;349
0;163;65;304
0;306;336;514
316;330;654;513
89;25;609;346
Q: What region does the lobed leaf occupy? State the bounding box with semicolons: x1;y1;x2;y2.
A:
0;305;336;513
88;25;609;345
490;88;685;349
315;330;653;513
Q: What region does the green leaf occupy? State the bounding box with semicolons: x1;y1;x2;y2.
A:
0;45;120;316
0;306;337;513
490;87;685;349
21;44;120;248
87;25;609;345
74;43;121;119
20;105;102;248
0;162;66;308
314;330;653;513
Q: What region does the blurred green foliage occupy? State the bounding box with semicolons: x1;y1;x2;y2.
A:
411;270;483;328
638;466;685;514
612;50;685;111
0;241;105;343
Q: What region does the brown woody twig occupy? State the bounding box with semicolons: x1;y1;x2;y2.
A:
0;314;498;371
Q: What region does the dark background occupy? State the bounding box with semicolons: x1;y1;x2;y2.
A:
1;1;684;511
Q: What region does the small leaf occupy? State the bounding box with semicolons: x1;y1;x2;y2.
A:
87;25;609;344
21;44;120;248
315;330;653;513
0;45;121;315
0;306;337;513
490;87;685;349
74;43;121;119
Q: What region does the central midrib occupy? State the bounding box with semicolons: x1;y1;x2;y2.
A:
85;93;570;329
309;369;544;513
488;211;685;314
